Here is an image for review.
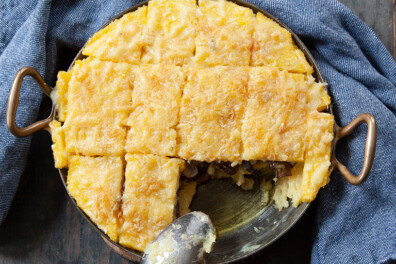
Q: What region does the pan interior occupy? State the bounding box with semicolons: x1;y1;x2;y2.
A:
188;169;309;263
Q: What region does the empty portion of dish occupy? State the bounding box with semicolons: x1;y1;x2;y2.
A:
49;0;335;253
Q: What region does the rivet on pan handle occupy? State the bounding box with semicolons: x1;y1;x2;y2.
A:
333;114;377;185
7;67;54;137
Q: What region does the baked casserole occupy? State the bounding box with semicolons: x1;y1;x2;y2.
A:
50;0;334;252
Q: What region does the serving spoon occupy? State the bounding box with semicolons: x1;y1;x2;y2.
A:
141;212;216;264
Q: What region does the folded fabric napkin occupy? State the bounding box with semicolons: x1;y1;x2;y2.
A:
0;0;395;263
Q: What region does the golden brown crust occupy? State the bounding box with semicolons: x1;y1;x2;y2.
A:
243;67;309;161
142;0;197;65
119;154;185;251
126;65;184;156
66;58;134;126
194;0;254;66
67;156;124;242
82;6;147;64
63;117;126;157
177;66;248;162
301;112;334;202
251;12;313;74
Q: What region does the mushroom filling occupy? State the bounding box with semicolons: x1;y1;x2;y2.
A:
181;160;295;183
269;161;296;178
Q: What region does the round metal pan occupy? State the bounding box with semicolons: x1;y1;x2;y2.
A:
6;0;377;263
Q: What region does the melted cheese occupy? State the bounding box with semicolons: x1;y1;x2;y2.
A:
82;6;147;64
67;156;124;242
194;0;254;66
177;66;248;162
251;12;313;74
119;154;185;251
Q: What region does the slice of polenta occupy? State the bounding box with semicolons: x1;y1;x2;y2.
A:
126;65;184;157
67;156;124;242
82;6;147;64
177;66;248;162
301;112;334;202
142;0;197;65
251;12;313;74
194;0;254;66
66;58;134;126
119;154;185;251
243;67;311;162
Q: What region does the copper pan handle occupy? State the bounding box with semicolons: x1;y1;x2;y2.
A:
7;67;54;137
333;113;377;185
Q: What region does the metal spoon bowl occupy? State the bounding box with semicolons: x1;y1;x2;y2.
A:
142;212;216;264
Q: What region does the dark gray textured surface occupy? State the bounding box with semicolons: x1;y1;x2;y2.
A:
339;0;394;57
0;1;394;263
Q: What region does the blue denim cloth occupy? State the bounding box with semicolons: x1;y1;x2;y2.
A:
1;0;395;263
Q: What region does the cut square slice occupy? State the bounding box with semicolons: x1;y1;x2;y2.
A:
142;0;197;65
251;12;313;74
82;6;147;64
301;112;334;202
67;58;134;126
126;65;184;156
177;66;248;162
67;156;124;242
242;67;314;162
64;116;126;157
194;0;254;66
119;154;185;251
